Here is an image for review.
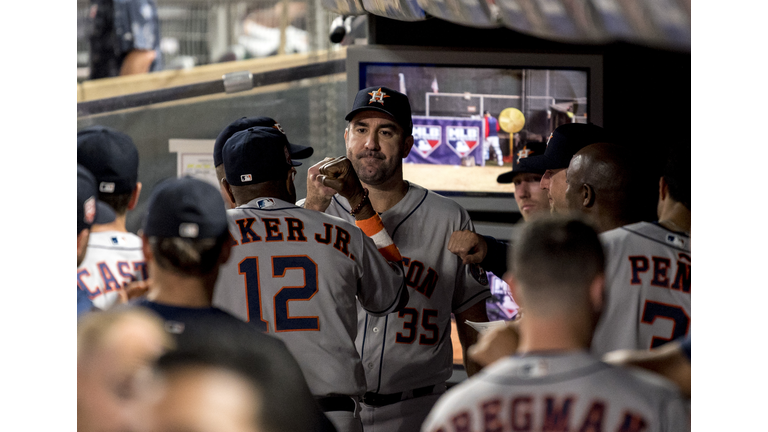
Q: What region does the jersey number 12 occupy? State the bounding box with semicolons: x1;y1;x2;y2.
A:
239;255;319;333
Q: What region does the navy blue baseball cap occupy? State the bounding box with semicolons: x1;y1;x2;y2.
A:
78;164;116;234
77;126;139;195
346;86;413;136
497;141;547;183
521;123;612;172
213;116;313;167
143;177;228;239
222;126;300;187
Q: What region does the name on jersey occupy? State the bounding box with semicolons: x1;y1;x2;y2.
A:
403;256;438;298
431;395;649;432
628;252;690;293
231;217;355;260
77;260;148;298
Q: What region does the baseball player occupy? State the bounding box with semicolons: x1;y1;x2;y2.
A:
303;86;491;432
482;111;503;166
447;140;549;276
590;142;691;355
564;142;652;233
77;126;145;310
78;307;172;432
421;217;690;432
133;175;336;432
78;164;116;316
212;126;408;432
213;116;314;208
522;123;612;214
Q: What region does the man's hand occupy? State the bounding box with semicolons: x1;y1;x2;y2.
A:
468;320;520;367
304;157;338;211
448;230;488;265
317;156;364;202
117;279;152;304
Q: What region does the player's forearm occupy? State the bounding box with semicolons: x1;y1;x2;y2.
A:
455;301;489;377
480;236;509;276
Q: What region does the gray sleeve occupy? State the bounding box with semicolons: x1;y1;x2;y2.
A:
355;229;407;316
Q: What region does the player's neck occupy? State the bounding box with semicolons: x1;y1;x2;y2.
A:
90;213;128;233
363;177;409;214
516;314;593;353
658;201;690;234
147;265;214;308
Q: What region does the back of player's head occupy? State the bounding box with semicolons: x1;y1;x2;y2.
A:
78;308;172;432
77;307;172;361
154;325;316;432
213;116;313;181
568;143;650;221
143;177;230;277
663;142;691;210
222;126;301;186
77;125;140;215
510;216;604;311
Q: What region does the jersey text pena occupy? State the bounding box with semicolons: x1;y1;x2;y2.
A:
591;222;691;356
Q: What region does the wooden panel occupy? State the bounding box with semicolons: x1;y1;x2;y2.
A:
77;48;347;102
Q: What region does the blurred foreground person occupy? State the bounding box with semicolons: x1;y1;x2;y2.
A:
604;334;691;399
77;308;172;432
135;176;335;431
422;217;689;432
149;325;330;432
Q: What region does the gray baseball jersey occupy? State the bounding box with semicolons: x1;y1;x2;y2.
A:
325;183;491;394
212;197;407;398
591;222;691;356
76;230;147;310
422;351;689;432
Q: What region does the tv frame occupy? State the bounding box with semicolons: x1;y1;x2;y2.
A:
346;44;603;213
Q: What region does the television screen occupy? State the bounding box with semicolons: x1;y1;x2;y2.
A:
348;46;603;200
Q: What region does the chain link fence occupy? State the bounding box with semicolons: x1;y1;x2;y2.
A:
77;0;339;77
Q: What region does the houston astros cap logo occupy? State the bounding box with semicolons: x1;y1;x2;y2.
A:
546;132;553;146
368;88;390;105
516;146;534;163
273;122;285;134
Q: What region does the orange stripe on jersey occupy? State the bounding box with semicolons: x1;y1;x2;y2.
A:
355;214;402;262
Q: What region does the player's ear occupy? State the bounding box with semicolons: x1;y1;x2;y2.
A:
582;183;595;208
221;178;236;207
218;236;232;265
77;229;90;262
504;272;524;308
658;177;668;201
401;135;414;159
127;182;142;211
141;233;153;262
589;273;605;314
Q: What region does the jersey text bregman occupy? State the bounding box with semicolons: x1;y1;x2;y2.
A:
591;221;691;355
77;231;146;310
212;197;406;398
421;351;689;432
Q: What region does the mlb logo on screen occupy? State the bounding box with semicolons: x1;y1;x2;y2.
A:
241;174;253;182
446;126;480;158
412;125;442;157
